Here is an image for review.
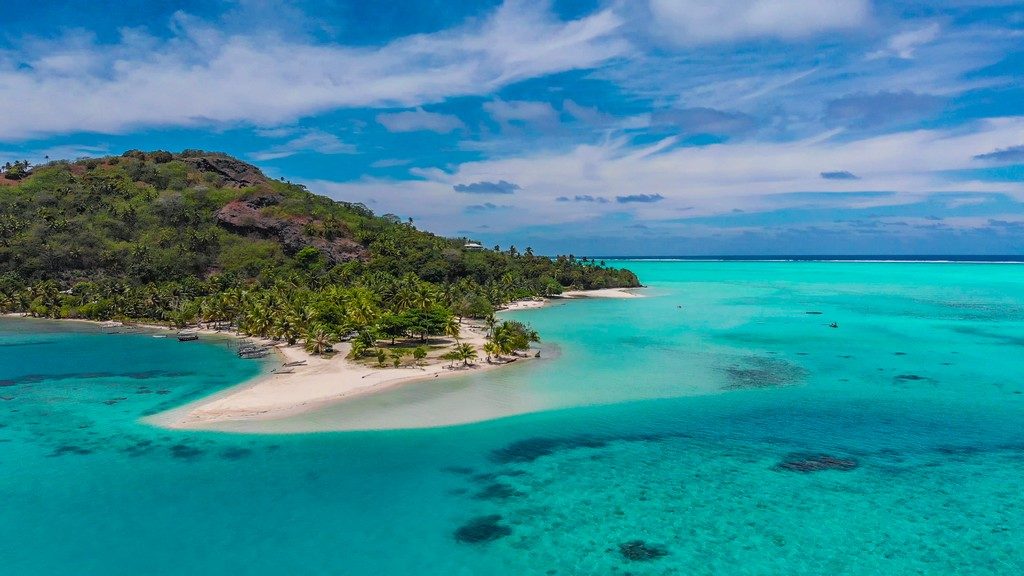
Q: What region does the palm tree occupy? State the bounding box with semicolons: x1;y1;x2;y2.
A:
443;315;461;342
304;325;336;355
413;283;436;311
483;341;500;362
274;315;300;345
441;350;461;369
345;288;380;328
0;291;15;313
242;302;272;337
393;285;417;312
348;338;368;360
483;313;497;339
454;343;478;366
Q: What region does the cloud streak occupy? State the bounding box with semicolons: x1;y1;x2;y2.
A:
647;0;870;45
0;1;628;139
453;180;521;194
556;195;609;203
821;171;860;180
311;116;1024;236
616;193;665;203
376;108;465;133
974;145;1024;163
251;130;355;160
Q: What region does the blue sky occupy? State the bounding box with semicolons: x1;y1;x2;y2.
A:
1;0;1023;255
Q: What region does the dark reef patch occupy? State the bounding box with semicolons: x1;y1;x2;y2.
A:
454;515;512;544
102;397;128;405
893;374;937;385
490;435;608;464
123;439;156;457
619;540;668;561
775;454;858;473
49;444;93;457
220;447;252;460
722;356;806;389
0;340;55;348
170;444;203;459
0;370;193;388
472;482;525;501
471;469;527;483
951;325;1024;347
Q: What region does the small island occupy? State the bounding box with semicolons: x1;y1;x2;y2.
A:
0;150;641;425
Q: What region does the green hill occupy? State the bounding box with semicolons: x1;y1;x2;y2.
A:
0;150;638;351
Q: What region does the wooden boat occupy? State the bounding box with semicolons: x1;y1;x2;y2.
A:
177;330;199;342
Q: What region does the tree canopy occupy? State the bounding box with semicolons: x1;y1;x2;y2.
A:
0;150;640;354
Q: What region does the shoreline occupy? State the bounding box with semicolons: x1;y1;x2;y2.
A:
3;286;643;431
149;319;527;430
500;287;645;311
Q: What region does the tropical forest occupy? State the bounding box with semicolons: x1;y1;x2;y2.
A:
0;150;639;357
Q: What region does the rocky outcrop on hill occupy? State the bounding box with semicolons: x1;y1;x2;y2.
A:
182;155;268;188
215;195;368;263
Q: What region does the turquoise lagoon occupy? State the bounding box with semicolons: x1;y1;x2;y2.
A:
2;261;1023;575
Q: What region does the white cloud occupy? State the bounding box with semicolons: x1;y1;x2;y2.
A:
309;117;1024;234
376;108;465;133
0;1;628;140
484;99;560;126
646;0;871;46
600;14;1012;141
370;158;412;168
867;22;942;59
251;130;355;160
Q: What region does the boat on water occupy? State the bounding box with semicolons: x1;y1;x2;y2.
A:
176;330;199;342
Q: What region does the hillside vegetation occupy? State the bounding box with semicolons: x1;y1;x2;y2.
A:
0;150;638;354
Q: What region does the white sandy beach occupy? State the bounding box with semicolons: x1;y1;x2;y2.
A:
559;287;645;299
5;286;644;429
500;287;643;310
150;319;528;429
156;286;645;428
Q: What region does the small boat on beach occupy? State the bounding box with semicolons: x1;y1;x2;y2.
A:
237;342;271;358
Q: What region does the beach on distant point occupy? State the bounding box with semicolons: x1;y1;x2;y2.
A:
148;286;644;430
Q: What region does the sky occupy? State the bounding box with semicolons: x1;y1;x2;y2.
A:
1;0;1023;256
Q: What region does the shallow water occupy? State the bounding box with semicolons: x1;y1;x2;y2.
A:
2;261;1023;575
